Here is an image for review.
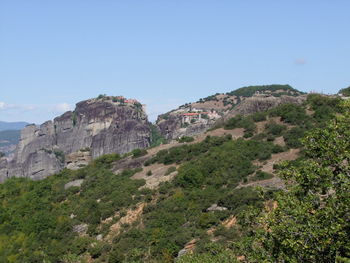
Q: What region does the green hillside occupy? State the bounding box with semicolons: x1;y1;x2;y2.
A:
226;84;304;97
0;94;349;262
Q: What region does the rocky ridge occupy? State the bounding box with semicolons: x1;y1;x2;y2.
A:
156;85;306;140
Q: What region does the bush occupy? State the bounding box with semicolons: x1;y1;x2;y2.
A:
54;150;65;163
132;148;148;158
251;170;273;181
94;153;121;168
177;136;195;143
146;170;152;176
251;112;267;122
150;124;166;147
219;187;262;211
224;115;256;135
265;122;286;136
176;167;204;188
283;127;305;148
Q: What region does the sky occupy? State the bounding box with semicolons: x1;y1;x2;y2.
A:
0;0;349;123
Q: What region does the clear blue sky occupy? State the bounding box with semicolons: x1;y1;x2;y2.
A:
0;0;349;123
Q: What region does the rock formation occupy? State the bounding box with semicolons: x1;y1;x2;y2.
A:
0;97;151;182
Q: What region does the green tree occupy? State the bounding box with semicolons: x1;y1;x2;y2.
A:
249;100;350;262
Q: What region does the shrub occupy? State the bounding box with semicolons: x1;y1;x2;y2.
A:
251;112;267;122
72;112;77;126
80;147;90;152
54;150;65;163
219;187;262;211
94;153;120;168
176;167;204;188
132;148;148;158
150;124;166;147
146;170;152;176
265;122;286;136
283;127;305;148
224;115;256;135
251;170;273;181
177;136;195;143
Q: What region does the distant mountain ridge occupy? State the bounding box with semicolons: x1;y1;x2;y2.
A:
0;122;29;156
0;121;29;131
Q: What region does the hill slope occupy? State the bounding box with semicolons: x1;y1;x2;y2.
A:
0;91;347;262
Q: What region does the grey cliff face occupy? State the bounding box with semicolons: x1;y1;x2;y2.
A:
157;114;215;140
0;98;151;182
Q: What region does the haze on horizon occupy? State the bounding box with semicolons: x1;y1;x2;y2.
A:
0;0;349;124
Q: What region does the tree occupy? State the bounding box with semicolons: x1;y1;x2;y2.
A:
0;152;5;158
249;100;350;262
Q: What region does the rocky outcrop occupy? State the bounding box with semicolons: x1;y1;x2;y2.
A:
156;114;216;140
206;204;228;212
66;150;92;170
0;97;151;182
64;179;84;190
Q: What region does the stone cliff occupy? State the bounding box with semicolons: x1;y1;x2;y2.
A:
0;97;151;182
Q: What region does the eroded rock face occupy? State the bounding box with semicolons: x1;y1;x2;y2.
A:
157;114;215;140
0;98;151;182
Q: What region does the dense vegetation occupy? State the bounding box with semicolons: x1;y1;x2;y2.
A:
339;86;350;96
0;154;147;262
0;91;348;262
226;84;303;97
150;124;166;147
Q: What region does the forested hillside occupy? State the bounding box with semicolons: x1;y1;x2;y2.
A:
0;92;349;262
